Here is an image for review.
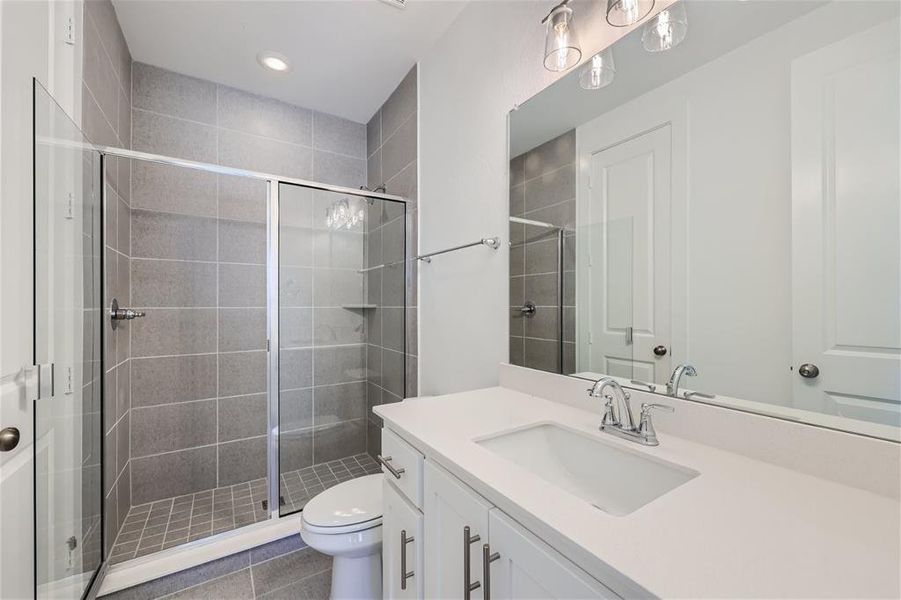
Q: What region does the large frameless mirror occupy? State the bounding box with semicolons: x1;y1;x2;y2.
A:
508;0;900;440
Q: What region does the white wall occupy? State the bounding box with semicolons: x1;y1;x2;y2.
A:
418;0;674;395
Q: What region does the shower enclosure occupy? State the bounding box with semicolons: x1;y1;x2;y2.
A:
33;82;408;596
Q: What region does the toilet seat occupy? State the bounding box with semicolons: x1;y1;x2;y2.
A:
301;474;383;535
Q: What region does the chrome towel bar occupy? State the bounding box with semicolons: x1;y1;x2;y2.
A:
358;236;500;273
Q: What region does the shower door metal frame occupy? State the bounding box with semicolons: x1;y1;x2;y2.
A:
95;144;409;535
266;181;279;518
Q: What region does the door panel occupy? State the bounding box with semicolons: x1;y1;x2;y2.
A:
487;510;618;599
791;20;901;425
32;81;105;599
382;479;423;600
424;461;493;599
578;125;672;382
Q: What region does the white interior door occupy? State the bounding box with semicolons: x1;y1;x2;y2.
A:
791;20;901;426
578;125;672;383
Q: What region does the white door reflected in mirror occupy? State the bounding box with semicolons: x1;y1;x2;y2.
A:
508;0;901;440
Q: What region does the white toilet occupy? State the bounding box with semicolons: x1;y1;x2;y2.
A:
300;474;383;600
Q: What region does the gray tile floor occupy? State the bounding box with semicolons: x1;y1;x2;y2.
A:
101;535;332;600
109;454;381;564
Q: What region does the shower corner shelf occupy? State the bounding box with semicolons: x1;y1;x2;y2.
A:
341;303;378;310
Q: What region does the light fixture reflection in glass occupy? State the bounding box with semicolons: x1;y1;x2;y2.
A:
579;48;616;90
326;198;364;230
543;1;582;72
642;3;687;52
606;0;655;27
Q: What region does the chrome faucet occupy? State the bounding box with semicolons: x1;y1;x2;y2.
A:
587;377;635;430
588;377;674;446
666;363;697;397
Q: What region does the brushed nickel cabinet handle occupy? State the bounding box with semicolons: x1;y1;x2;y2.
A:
377;454;405;479
463;525;481;599
400;529;415;590
482;543;500;600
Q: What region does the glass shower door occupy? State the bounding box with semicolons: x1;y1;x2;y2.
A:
33;82;104;599
276;183;404;516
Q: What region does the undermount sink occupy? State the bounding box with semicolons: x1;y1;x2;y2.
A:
475;422;698;516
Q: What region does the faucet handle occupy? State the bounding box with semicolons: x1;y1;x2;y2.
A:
600;394;619;428
637;403;674;446
640;402;674;416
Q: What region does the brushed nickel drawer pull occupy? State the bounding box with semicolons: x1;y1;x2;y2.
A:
377;454;405;479
463;525;481;598
401;529;415;590
482;543;500;600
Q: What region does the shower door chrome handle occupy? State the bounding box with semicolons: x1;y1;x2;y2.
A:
400;529;414;590
463;526;481;599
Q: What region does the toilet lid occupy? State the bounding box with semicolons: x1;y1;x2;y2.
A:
302;474;383;530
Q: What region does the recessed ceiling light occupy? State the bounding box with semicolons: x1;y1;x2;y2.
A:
257;51;291;73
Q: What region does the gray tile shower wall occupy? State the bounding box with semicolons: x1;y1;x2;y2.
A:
365;66;419;458
128;62;369;505
81;0;133;555
509;130;576;374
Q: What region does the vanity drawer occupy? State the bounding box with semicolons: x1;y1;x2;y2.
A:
380;428;424;509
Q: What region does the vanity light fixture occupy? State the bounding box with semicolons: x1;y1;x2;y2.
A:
579;48;615;90
606;0;655;27
642;3;687;51
542;0;582;72
257;51;291;72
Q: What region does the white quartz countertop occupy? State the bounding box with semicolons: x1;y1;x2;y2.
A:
374;387;901;599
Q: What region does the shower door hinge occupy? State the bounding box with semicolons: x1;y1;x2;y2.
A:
625;327;633;345
267;339;271;352
63;16;75;45
63;365;74;395
34;363;55;401
64;192;75;220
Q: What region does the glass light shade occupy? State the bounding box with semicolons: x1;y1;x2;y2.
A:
642;3;688;52
327;198;365;230
543;4;582;72
579;48;616;90
606;0;655;27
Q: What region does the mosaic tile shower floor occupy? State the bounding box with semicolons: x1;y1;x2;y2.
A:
109;454;381;564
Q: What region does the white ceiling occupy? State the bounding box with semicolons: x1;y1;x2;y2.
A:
112;0;468;123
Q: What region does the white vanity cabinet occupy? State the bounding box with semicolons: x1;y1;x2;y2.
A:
381;427;622;600
423;461;493;599
382;479;424;599
487;510;619;599
422;459;620;600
